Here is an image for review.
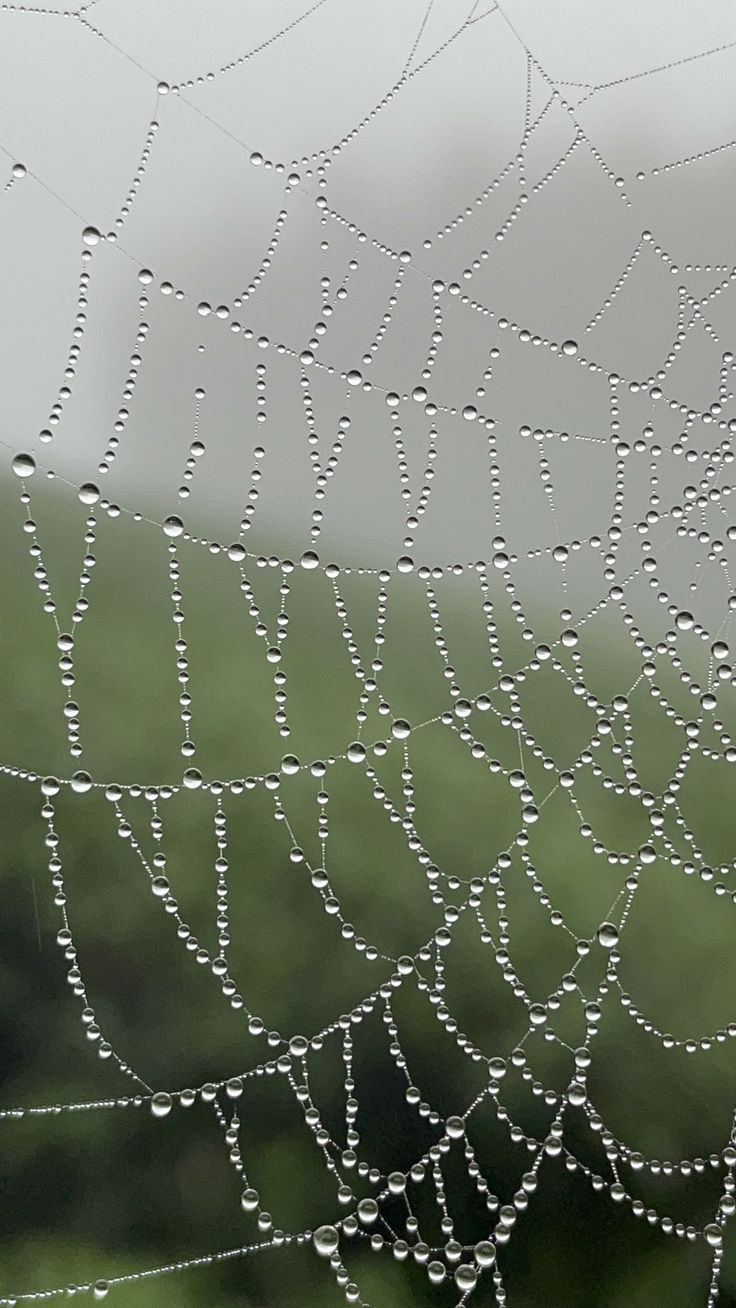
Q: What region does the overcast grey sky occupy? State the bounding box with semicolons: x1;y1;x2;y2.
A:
1;0;735;600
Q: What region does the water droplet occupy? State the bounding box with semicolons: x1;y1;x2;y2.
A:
82;226;102;247
163;515;184;538
92;1283;109;1301
78;482;100;505
455;1263;478;1291
705;1223;723;1247
313;1224;339;1256
474;1240;496;1267
300;550;320;570
150;1091;172;1118
346;741;366;764
597;922;619;949
561;339;578;356
445;1115;465;1139
675;610;694;631
357;1197;379;1224
12;452;35;478
391;719;411;740
70;771;93;794
241;1187;259;1211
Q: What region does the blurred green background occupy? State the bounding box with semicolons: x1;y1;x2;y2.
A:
2;473;736;1308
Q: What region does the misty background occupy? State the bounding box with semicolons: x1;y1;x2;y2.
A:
1;3;736;1307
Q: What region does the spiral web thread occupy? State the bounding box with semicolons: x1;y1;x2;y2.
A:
3;1;736;1305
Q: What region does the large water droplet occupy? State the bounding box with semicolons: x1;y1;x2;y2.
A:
357;1197;379;1225
150;1092;172;1118
705;1223;723;1247
474;1240;496;1267
313;1224;339;1256
597;922;619;949
12;452;36;477
455;1263;478;1291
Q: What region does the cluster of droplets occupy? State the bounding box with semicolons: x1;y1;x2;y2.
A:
7;6;736;1308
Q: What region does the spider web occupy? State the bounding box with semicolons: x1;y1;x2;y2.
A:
2;1;736;1305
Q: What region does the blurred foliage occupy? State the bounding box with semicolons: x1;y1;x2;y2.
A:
1;476;736;1306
